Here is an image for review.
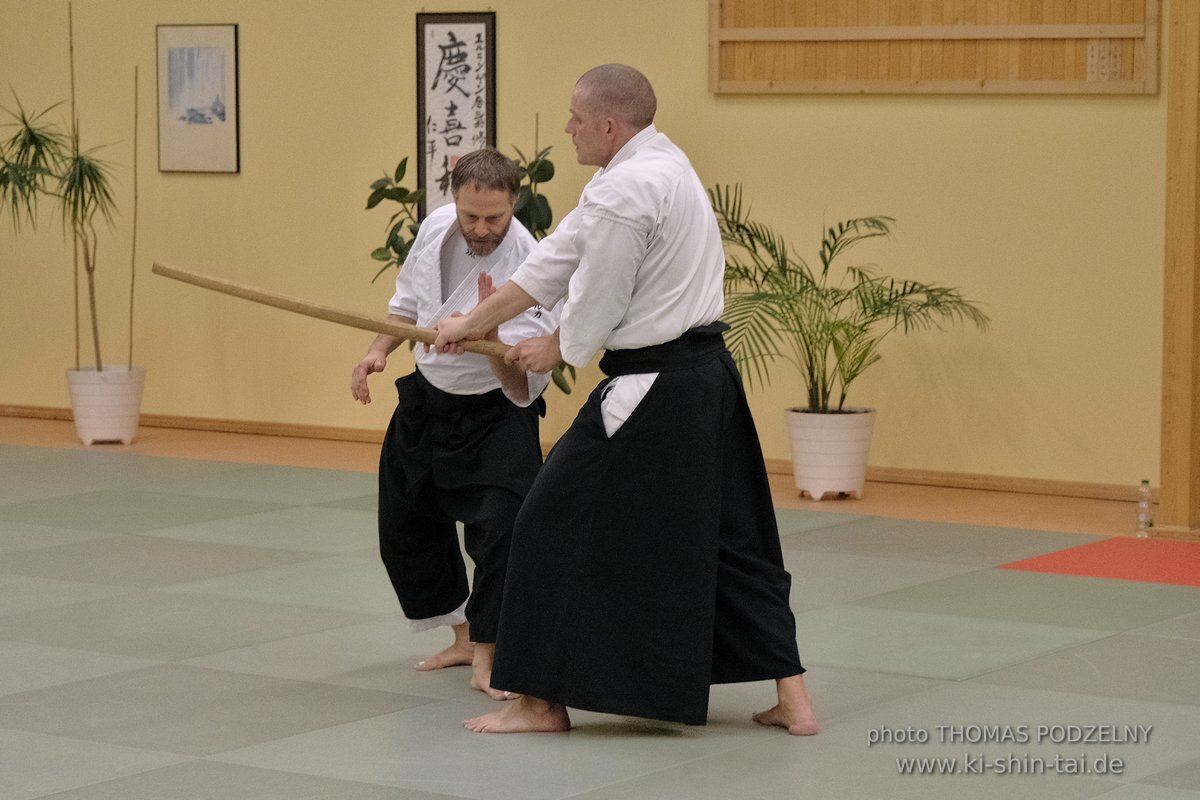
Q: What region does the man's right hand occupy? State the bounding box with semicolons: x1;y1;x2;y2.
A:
351;353;387;404
504;332;562;374
434;314;480;353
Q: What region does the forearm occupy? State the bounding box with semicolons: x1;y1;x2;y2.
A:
366;314;417;356
461;281;538;339
488;357;531;404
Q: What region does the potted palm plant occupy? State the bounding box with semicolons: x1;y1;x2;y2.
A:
1;90;141;445
709;183;990;500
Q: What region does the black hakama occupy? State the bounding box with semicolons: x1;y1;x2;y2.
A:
490;324;803;725
378;370;544;642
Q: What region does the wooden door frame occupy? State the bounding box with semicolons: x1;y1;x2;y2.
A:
1161;0;1200;538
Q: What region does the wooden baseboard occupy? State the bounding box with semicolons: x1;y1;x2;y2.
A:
0;405;73;422
0;404;384;445
1147;525;1200;540
762;460;1136;503
137;414;385;444
3;404;1137;504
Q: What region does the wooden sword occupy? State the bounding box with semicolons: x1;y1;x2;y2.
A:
151;262;511;359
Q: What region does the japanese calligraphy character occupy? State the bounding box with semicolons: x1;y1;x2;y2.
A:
431;32;471;98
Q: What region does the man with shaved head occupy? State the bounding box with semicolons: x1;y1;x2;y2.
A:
435;65;818;736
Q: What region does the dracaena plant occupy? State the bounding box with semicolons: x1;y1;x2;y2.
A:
1;95;118;371
709;183;990;413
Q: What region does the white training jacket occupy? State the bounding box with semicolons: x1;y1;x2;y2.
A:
510;125;725;369
389;203;558;406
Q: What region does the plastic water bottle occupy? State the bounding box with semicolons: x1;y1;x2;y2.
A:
1136;480;1154;538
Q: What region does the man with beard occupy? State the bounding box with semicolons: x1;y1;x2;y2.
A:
351;147;558;699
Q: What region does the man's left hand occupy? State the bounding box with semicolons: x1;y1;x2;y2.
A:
477;273;501;343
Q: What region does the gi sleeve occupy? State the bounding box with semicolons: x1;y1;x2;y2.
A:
387;260;418;320
388;213;443;319
510;208;583;309
557;209;647;368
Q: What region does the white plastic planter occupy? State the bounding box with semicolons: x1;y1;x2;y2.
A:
786;407;876;500
66;366;146;445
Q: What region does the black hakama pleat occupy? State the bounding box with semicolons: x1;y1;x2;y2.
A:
490;327;803;725
378;370;543;641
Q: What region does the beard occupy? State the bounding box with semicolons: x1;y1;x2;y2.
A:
465;234;503;257
463;221;510;257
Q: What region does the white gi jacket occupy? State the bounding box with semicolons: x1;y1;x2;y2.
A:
389;203;557;406
510;125;725;368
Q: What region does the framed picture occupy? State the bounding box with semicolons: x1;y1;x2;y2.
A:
416;12;496;216
156;24;240;172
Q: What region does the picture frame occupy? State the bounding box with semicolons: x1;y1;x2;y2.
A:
416;12;496;216
156;24;240;173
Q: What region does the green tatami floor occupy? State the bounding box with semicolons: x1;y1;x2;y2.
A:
1;443;1198;800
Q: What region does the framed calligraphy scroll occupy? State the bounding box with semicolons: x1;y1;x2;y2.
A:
416;12;496;216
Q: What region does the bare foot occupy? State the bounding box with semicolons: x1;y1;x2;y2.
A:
463;696;571;733
415;640;473;671
414;622;474;671
468;669;512;700
753;704;819;735
753;674;819;736
468;672;521;700
469;679;516;700
467;642;520;700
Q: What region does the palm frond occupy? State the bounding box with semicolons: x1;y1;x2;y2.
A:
710;183;989;411
722;290;792;391
818;216;895;273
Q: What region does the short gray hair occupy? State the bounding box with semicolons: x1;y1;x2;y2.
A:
575;64;656;129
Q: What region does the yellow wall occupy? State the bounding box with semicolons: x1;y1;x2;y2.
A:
1;0;1166;486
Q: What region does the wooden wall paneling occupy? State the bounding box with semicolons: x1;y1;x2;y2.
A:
710;0;1160;94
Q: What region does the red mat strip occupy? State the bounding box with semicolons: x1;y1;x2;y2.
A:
1000;538;1200;587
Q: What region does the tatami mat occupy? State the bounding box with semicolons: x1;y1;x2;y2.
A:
1;442;1198;800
